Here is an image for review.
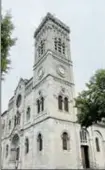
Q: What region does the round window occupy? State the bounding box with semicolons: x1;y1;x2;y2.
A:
16;94;22;107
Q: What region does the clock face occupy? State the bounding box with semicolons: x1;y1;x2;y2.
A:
57;66;65;77
59;67;65;75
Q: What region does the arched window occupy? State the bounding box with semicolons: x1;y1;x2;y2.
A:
38;40;45;57
95;137;100;152
58;95;63;110
62;132;69;150
64;97;69;112
17;111;20;125
9;120;11;129
16;94;22;108
2;120;5;130
41;97;44;111
58;38;61;53
62;42;65;54
25;138;29;154
37;133;43;151
37;99;40;113
6;144;9;158
54;38;57;51
38;46;41;58
54;38;66;55
80;128;87;143
14;115;17;127
40;40;45;55
16;147;20;160
26;107;31;121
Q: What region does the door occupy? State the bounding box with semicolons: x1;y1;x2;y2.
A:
81;145;90;168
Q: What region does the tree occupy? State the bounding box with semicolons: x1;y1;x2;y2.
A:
1;12;16;79
75;69;105;128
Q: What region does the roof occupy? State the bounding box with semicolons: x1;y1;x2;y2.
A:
34;12;70;38
1;110;7;116
25;77;33;85
9;96;14;102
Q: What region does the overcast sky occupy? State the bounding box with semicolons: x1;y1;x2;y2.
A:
2;0;105;112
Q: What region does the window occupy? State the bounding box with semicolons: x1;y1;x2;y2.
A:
80;129;87;143
6;144;9;158
64;97;69;112
16;147;20;160
38;40;45;57
14;112;21;127
58;95;63;110
54;37;65;55
62;132;69;150
37;134;43;151
16;94;22;108
62;43;65;54
17;111;20;125
9;120;11;129
38;46;41;58
95;137;100;152
54;38;57;50
2;120;5;130
40;40;44;55
14;115;17;127
41;97;44;111
37;97;44;113
25;138;29;154
26;107;31;121
58;38;61;53
37;99;40;113
58;95;69;112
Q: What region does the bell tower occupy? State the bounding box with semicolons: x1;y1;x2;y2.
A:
33;12;76;122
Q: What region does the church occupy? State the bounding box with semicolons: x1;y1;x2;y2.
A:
1;13;105;169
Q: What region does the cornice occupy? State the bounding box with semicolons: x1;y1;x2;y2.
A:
52;52;73;66
33;73;74;90
33;50;72;71
52;75;74;86
34;13;70;38
1;110;8;117
33;50;48;70
2;116;77;141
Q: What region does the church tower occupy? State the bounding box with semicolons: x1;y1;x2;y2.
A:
33;13;76;122
32;13;80;169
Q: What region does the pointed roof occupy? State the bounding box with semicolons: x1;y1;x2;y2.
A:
14;78;25;93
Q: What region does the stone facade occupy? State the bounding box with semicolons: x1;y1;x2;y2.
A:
1;13;105;169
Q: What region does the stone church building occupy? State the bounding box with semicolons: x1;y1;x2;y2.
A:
1;13;105;169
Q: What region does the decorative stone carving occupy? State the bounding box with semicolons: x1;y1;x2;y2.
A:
61;87;65;93
38;89;47;98
20;129;24;136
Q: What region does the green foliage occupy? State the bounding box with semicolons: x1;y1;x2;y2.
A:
75;69;105;127
1;12;16;78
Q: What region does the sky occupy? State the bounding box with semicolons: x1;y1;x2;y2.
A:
2;0;105;112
